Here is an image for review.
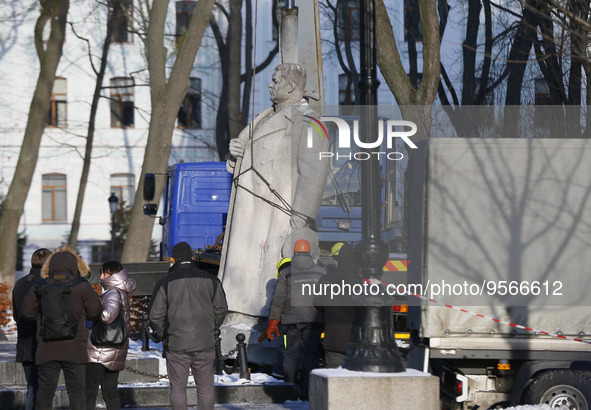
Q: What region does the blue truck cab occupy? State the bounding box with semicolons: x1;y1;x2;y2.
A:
144;162;232;260
316;116;400;244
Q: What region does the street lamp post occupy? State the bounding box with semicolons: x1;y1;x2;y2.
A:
108;193;119;260
342;0;406;373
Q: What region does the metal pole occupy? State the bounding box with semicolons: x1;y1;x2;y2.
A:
342;0;406;373
108;192;119;260
236;333;250;380
141;313;150;352
110;212;116;260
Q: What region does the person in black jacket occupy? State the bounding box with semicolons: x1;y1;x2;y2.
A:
314;243;361;368
267;239;325;398
23;246;102;410
148;242;228;410
12;248;51;410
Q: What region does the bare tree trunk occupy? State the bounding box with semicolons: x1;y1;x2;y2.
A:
504;0;537;106
566;0;585;138
215;0;278;160
503;0;538;137
535;4;567;105
461;0;480;105
210;14;230;160
406;0;420;89
227;0;243;142
121;0;216;263
476;0;492;104
0;0;69;286
376;0;439;147
376;0;440;107
68;3;115;249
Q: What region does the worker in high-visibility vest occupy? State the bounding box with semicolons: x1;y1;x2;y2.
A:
266;239;325;399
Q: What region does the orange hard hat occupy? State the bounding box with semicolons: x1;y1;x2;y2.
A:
293;239;311;253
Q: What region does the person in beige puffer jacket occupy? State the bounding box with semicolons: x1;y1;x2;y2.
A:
85;260;134;410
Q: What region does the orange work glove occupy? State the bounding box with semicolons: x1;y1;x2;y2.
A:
267;319;280;341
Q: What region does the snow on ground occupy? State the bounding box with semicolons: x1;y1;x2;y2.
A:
214;402;308;409
0;338;560;408
311;367;431;378
135;403;308;410
126;339;286;387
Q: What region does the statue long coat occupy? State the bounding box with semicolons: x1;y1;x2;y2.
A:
219;101;329;317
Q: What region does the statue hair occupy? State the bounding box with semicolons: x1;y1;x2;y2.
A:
276;63;307;93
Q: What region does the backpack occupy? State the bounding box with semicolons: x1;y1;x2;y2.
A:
35;277;86;342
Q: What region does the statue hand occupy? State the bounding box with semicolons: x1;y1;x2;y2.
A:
229;138;246;158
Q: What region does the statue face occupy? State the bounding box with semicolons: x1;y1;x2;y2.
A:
268;70;291;104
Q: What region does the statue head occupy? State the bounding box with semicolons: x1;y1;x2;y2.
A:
269;63;307;106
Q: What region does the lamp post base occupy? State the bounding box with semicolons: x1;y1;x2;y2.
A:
343;305;406;373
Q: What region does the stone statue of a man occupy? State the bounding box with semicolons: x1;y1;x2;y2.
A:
219;64;329;348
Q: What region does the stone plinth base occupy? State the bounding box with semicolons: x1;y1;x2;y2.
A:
309;368;439;410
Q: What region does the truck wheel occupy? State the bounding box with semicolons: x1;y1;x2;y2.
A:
522;369;591;410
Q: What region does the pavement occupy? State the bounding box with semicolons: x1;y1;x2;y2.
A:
142;403;309;409
0;337;305;409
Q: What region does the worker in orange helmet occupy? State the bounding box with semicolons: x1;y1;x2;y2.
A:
266;239;325;399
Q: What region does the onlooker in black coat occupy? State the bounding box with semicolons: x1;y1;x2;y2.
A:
12;248;51;410
149;242;228;410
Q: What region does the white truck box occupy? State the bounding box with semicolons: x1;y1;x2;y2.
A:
407;138;591;340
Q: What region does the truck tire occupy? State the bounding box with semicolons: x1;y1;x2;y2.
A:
522;369;591;410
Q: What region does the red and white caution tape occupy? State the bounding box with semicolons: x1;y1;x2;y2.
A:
410;292;591;345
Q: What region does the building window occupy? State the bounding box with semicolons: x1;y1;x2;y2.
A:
47;77;67;127
112;0;132;43
178;78;201;129
339;73;356;106
42;174;67;221
337;0;360;42
110;173;135;207
535;77;550;105
110;77;134;128
176;1;196;38
404;0;423;42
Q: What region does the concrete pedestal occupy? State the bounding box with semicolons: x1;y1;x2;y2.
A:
309;368;439;410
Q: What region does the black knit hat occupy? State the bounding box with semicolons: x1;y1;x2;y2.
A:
49;251;78;276
172;242;193;260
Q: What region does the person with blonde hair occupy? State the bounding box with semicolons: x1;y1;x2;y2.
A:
23;246;101;410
